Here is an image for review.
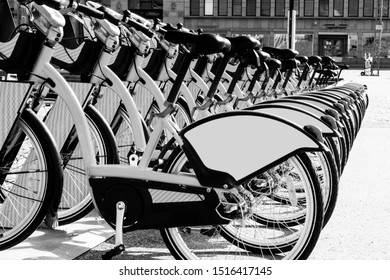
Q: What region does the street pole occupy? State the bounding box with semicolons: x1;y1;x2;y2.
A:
287;0;296;49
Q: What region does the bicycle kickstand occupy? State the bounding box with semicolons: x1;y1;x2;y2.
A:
102;201;126;260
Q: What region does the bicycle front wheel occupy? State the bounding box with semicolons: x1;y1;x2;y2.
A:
160;150;323;260
0;109;62;250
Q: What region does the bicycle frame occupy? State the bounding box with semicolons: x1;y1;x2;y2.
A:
90;50;149;151
29;3;329;233
28;14;203;181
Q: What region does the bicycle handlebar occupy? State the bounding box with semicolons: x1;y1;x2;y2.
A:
122;10;154;38
75;3;105;19
27;0;104;19
88;2;154;38
95;5;120;25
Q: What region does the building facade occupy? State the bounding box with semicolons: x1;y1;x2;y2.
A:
3;0;389;66
163;0;390;66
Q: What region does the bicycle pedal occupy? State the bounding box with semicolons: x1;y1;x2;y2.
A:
102;244;125;260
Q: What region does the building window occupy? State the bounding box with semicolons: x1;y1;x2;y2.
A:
218;0;228;15
286;0;300;16
319;0;329;17
246;0;256;16
140;0;152;9
333;0;344;17
363;0;374;17
190;0;200;15
204;0;213;15
384;0;389;17
232;0;242;15
348;0;359;17
128;0;140;9
129;0;153;9
294;0;300;16
304;0;314;16
261;0;271;16
275;0;285;16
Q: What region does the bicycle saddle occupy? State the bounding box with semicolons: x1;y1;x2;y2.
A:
256;50;271;63
262;46;299;60
235;49;261;68
321;56;335;65
308;55;322;66
164;31;231;55
225;36;261;54
295;55;308;64
265;58;282;78
238;49;270;69
281;58;299;71
265;58;282;70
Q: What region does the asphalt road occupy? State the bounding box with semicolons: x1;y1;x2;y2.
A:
75;70;390;260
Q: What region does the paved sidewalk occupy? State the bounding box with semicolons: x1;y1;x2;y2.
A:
0;211;113;260
310;70;390;259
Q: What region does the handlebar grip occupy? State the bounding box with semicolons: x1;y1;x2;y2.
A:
97;6;120;25
76;3;105;19
126;18;154;38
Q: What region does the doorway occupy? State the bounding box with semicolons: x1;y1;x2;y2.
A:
318;35;348;57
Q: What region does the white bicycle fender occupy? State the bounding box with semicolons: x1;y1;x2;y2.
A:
180;111;324;185
261;99;346;129
248;104;342;138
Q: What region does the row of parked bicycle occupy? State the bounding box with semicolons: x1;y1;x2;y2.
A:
0;0;368;260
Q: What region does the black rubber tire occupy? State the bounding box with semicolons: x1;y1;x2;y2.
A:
160;150;324;260
0;109;63;250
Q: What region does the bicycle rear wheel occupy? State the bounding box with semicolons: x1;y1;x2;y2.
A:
160;150;323;260
0;109;62;250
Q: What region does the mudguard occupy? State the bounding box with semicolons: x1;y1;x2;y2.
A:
286;95;349;119
246;104;342;138
180;111;326;187
285;95;355;135
260;99;346;129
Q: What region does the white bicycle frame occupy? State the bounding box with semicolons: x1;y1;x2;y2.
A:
29;4;327;218
30;5;204;199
